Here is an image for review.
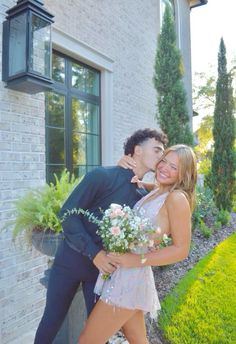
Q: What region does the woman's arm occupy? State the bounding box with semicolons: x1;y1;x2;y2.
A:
108;191;191;268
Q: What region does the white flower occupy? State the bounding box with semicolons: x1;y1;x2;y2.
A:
110;203;122;210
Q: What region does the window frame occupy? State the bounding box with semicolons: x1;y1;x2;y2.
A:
45;50;101;182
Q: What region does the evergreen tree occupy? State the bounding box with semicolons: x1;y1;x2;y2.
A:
211;38;235;210
153;5;193;146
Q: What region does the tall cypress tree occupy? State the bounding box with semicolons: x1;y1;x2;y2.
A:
211;38;235;210
153;5;193;146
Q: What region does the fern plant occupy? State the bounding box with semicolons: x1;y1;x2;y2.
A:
12;170;80;240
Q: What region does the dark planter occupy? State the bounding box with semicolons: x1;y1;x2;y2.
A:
31;229;64;256
32;229;86;343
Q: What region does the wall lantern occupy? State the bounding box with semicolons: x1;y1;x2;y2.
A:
190;0;208;10
2;0;54;94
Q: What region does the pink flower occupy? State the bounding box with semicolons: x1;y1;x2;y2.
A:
156;227;161;235
110;209;125;218
111;226;121;236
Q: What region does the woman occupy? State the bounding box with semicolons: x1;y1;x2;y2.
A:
79;144;197;344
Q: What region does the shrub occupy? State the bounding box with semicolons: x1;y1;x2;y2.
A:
211;39;235;211
12;170;80;240
213;221;222;231
198;220;212;238
192;185;218;229
216;209;231;225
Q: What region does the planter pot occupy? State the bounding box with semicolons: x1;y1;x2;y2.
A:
32;229;86;343
32;229;64;256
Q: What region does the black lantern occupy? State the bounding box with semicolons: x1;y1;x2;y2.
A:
2;0;54;94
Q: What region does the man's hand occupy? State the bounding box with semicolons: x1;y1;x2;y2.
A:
93;250;118;274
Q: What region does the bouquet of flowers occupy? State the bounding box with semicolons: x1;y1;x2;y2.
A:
95;203;156;253
61;203;171;255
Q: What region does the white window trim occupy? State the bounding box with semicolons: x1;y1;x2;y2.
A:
52;26;114;165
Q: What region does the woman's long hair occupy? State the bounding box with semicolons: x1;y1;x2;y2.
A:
156;144;197;211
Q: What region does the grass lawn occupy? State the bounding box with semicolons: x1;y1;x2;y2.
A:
158;233;236;344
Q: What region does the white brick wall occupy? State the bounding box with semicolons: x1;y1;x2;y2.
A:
0;0;192;342
0;2;48;343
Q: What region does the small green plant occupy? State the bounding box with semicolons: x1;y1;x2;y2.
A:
216;209;231;225
192;185;218;229
198;220;212;238
12;170;80;240
213;221;222;231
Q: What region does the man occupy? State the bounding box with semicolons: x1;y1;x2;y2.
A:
34;128;167;344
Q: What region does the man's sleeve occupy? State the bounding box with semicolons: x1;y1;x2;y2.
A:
59;168;107;260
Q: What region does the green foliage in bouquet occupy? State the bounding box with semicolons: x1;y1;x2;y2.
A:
12;170;80;240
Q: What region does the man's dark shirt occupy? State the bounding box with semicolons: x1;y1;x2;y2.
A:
59;166;144;261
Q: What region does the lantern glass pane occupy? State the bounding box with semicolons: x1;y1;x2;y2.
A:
9;13;27;76
30;14;51;78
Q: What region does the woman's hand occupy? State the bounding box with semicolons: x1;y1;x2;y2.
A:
117;155;136;169
108;252;141;268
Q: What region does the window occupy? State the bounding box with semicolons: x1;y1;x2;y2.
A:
45;51;101;183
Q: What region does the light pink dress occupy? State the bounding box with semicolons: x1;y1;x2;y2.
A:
94;190;169;318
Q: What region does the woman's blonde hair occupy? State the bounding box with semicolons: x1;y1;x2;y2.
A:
156;144;197;211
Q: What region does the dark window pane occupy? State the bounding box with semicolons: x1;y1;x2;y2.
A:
46;92;65;127
87;103;99;134
46;52;101;183
47;165;65;184
86;69;99;96
72;99;87;133
86;134;100;165
73;165;87;179
47;127;65;164
72;99;99;134
72;132;87;166
52;54;65;83
72;62;99;96
72;62;86;91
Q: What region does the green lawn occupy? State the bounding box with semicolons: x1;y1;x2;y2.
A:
159;233;236;344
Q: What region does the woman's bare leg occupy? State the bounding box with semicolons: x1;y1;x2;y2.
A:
122;311;149;344
79;300;138;344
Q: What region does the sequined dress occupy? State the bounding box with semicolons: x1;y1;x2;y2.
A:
94;189;169;318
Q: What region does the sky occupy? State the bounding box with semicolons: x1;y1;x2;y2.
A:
191;0;236;74
190;0;236;129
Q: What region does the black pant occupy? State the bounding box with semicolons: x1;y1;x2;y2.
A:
34;240;99;344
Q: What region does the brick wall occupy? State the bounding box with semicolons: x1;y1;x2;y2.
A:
0;2;49;342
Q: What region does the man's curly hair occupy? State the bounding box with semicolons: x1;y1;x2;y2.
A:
123;128;168;156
